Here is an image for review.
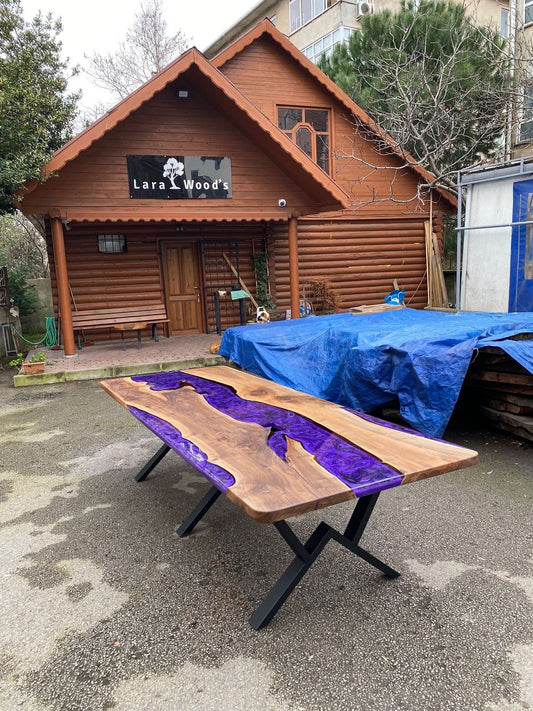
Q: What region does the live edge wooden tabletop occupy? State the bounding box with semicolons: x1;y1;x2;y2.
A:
101;365;478;524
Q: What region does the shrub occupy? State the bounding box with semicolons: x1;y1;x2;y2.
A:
6;267;38;317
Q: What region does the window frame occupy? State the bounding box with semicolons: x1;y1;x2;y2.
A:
278;106;331;174
500;8;509;38
519;84;533;143
289;0;336;34
525;0;533;26
302;26;353;64
98;234;127;253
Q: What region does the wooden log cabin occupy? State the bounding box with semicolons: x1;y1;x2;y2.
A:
19;20;455;357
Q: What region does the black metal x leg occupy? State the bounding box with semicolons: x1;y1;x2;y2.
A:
249;493;400;630
135;443;171;481
176;486;222;537
142;467;400;630
135;447;222;535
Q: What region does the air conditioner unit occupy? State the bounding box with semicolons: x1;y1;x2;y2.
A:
356;1;374;18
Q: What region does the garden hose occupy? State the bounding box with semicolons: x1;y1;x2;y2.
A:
9;316;58;347
45;317;57;347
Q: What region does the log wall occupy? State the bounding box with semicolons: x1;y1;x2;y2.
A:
269;215;432;313
201;237;262;332
46;221;264;340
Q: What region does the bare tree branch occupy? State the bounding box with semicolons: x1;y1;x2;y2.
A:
84;0;192;100
319;0;531;202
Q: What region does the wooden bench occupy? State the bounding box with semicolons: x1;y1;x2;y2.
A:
71;305;169;348
101;365;479;629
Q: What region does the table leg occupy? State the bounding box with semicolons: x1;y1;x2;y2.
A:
249;521;330;630
137;329;142;349
249;493;400;630
176;485;221;537
135;443;171;481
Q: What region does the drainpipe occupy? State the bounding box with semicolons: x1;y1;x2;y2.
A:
506;0;516;160
460;185;472;310
50;215;76;357
456;171;462;309
288;216;300;319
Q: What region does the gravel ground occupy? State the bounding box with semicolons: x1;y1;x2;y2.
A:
0;368;532;711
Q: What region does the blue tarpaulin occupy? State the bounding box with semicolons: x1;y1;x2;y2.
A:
219;308;533;437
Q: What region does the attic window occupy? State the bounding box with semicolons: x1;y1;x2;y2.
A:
278;106;330;173
98;234;127;253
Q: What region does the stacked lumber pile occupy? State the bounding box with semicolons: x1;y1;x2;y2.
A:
425;221;449;308
463;344;533;442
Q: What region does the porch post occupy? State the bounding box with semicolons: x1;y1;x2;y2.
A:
50;216;76;357
288;216;300;319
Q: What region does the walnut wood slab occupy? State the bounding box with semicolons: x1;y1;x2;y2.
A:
101;366;478;522
184;366;479;482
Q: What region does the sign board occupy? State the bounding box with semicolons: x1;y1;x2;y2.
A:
126;155;232;199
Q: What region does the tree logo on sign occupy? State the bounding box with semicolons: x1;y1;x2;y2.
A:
163;158;184;189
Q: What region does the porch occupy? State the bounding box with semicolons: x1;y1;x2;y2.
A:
12;333;225;387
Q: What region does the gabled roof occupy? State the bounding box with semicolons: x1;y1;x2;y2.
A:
212;19;456;208
21;46;348;215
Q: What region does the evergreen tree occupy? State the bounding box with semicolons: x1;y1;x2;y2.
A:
0;0;79;213
319;1;511;192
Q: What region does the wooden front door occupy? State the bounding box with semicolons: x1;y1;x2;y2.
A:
162;242;204;335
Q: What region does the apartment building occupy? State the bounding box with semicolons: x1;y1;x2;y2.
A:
206;0;533;154
206;0;510;65
515;0;533;155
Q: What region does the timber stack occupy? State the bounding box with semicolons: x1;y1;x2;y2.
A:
462;341;533;442
424;221;448;309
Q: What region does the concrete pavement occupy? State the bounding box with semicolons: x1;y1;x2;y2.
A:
0;368;532;711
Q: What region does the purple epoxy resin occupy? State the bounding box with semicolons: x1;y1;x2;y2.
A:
129;406;235;492
131;371;404;497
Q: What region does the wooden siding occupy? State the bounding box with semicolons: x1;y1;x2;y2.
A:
37;33;452;341
219;33;450;314
46;215;440;341
220;36;432;213
220;36;330;120
22;74;332;221
46;224;163;342
269;216;432;313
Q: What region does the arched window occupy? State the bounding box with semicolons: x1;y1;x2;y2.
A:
278;107;330;174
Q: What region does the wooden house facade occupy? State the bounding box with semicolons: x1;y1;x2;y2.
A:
19;20;454;357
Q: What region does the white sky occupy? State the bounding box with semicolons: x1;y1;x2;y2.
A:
21;0;257;111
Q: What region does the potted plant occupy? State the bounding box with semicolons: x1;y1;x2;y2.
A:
17;352;46;374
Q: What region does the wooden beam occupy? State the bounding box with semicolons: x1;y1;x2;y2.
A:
288;216;300;319
50;217;76;357
222;252;258;309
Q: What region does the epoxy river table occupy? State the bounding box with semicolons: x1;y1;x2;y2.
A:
101;365;478;629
